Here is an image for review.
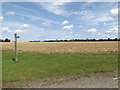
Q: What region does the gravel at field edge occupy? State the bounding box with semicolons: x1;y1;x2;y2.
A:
3;72;118;88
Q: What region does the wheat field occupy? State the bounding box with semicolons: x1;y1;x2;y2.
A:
1;41;118;54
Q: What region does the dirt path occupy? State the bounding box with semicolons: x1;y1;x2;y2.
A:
3;72;118;88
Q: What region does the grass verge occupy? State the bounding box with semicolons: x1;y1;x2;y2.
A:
2;50;118;83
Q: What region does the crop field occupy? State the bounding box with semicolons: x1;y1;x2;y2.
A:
1;41;118;53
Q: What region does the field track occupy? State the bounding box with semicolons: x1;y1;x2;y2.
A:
3;72;118;88
1;41;118;53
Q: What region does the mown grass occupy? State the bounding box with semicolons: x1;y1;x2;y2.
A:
2;50;118;83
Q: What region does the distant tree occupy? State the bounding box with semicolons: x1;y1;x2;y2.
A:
114;38;118;41
4;38;10;42
108;38;110;41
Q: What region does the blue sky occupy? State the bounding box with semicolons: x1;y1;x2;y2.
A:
1;2;118;42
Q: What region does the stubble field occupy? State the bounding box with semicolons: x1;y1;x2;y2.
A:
1;41;118;53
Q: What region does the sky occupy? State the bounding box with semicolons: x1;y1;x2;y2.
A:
0;1;119;42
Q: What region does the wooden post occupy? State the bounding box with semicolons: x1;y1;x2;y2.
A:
14;33;19;61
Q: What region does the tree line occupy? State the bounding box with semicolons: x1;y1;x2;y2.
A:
0;38;10;42
1;38;120;42
29;38;120;42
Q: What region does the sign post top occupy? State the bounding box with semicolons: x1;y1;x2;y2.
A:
14;33;20;39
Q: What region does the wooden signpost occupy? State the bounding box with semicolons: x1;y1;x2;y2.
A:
14;33;19;61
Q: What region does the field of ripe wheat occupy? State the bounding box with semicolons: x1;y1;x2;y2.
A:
1;41;118;54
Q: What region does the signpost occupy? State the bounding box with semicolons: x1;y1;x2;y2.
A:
14;33;19;61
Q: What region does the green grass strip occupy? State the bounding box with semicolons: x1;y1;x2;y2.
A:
2;50;118;83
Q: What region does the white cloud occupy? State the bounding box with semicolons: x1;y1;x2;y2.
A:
97;33;110;38
63;25;73;29
0;27;11;33
107;27;118;33
4;4;59;24
42;22;52;26
62;20;69;24
9;8;58;24
37;2;68;16
80;2;93;10
22;24;29;29
79;10;95;20
6;11;16;15
104;22;107;25
20;13;59;24
109;8;118;18
0;16;4;23
87;28;97;33
77;10;113;26
102;34;110;38
97;33;101;35
95;14;113;22
15;29;27;33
